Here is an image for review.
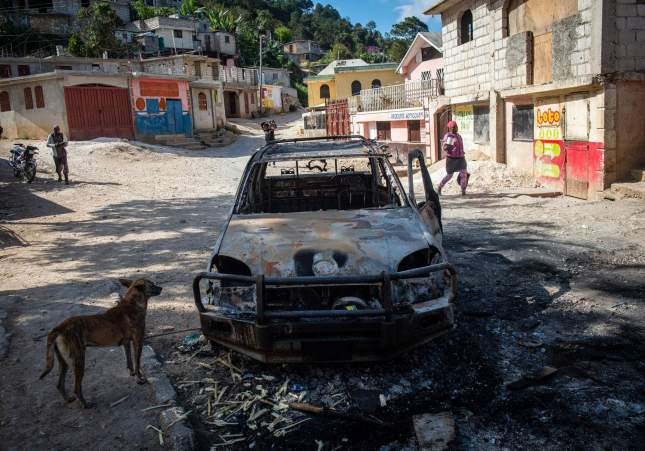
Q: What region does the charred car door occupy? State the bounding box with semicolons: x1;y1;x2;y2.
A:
407;149;442;236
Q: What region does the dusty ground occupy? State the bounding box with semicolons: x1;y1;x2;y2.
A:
1;116;644;450
0;112;301;450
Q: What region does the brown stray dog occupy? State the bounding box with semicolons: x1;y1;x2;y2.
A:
39;278;162;408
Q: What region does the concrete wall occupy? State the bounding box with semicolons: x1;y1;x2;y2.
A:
305;78;336;107
335;69;404;99
615;80;645;180
190;84;224;130
607;0;645;72
408;58;443;82
0;77;67;139
211;33;237;56
155;28;194;51
440;0;596;98
504;100;534;174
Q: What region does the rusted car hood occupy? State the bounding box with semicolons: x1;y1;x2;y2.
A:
218;208;433;277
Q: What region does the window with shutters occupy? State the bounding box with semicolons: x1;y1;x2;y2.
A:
0;91;11;111
408;120;421;142
24;87;34;110
173;29;183;38
35;86;45;108
512;105;534;141
376;121;391;141
198;92;208;110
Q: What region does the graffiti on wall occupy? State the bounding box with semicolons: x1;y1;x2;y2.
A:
533;100;564;188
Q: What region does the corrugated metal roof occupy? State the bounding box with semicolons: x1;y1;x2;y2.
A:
318;59;368;75
419;32;443;49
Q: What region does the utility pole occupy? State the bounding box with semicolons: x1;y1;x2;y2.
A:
259;33;264;114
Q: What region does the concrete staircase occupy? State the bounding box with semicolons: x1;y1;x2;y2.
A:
607;168;645;200
154;134;207;150
194;129;236;147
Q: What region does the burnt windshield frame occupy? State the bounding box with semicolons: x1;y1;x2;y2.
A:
234;155;410;214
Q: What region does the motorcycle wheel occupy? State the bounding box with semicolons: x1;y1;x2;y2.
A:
25;164;36;183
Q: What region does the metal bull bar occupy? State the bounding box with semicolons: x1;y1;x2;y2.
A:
193;262;457;320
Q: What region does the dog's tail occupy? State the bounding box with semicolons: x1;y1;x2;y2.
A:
39;330;59;379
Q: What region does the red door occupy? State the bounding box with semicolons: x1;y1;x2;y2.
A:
64;85;134;140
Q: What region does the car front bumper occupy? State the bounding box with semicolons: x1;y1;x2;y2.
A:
193;263;457;363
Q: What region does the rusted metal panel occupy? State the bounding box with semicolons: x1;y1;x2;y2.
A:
533;33;553;85
325;98;349;136
64;86;134;140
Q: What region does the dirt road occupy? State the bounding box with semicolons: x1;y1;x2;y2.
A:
1;118;644;450
0;112;301;450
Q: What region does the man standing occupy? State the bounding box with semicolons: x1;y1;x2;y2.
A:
46;125;69;184
438;120;468;196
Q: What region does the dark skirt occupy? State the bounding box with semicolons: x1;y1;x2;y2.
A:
446;156;467;174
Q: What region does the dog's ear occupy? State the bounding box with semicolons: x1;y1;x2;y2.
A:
119;278;133;288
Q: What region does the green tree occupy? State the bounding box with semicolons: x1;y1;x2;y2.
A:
74;3;129;58
385;39;409;63
178;0;201;17
131;0;176;20
318;42;352;65
274;25;292;43
390;16;428;41
67;32;88;57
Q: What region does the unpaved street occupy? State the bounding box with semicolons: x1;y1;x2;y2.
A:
1;119;644;450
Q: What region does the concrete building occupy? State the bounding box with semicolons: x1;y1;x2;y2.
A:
283;40;324;66
349;32;445;160
128;16;237;61
424;0;645;199
5;0;131;36
0;54;232;141
304;59;404;107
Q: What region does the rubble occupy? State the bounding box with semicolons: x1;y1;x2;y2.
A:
413;412;455;451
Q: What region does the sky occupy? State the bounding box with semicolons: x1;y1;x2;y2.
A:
322;0;442;34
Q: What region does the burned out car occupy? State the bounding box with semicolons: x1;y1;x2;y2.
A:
193;136;457;362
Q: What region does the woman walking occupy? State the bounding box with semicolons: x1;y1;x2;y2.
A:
438;120;468;196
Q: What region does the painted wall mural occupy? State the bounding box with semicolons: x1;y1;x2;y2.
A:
130;78;192;137
533;99;564;190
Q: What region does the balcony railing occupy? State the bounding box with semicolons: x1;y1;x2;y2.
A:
349;79;443;114
218;66;258;85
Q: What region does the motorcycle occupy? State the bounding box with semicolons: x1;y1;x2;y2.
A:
9;143;38;183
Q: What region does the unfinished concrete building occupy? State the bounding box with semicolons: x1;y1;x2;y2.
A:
425;0;645;199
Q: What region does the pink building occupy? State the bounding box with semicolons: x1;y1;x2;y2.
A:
351;32;445;162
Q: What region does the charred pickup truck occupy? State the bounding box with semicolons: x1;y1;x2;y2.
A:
193;136;457;362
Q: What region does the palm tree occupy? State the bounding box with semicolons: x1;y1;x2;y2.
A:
203;5;242;33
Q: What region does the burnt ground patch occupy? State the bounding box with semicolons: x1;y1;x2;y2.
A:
157;198;645;450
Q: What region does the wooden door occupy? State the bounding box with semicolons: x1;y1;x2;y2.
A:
564;94;590;199
533;33;553;85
